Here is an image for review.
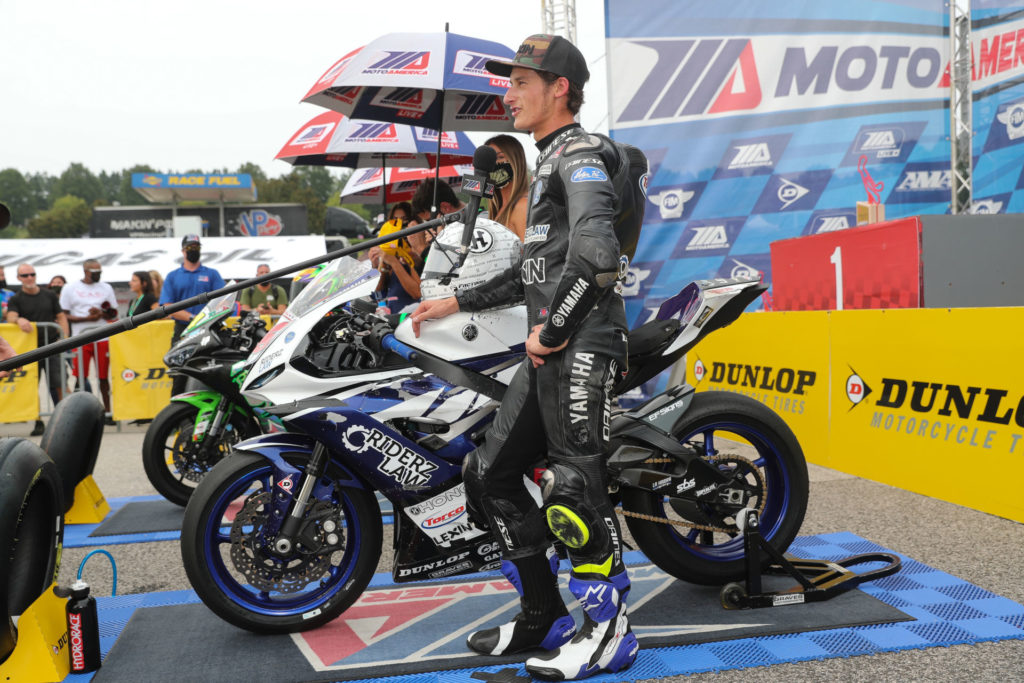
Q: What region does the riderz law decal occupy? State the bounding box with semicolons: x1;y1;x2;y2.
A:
342;425;438;487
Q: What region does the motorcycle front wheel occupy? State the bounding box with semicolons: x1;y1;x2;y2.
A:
142;401;254;506
180;451;382;634
620;390;808;585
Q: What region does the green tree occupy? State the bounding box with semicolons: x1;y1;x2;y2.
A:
98;170;123;205
25;172;56;213
52;163;104;206
291;166;336;204
118;164;158;205
0;168;34;226
236;162;268;185
27;195;91;238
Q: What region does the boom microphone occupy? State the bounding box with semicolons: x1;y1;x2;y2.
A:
457;145;498;257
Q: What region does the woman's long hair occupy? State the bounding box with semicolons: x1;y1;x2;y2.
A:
148;270;163;298
133;270;154;295
484;135;529;229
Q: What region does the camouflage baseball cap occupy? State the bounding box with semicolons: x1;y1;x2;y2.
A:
485;34;590;86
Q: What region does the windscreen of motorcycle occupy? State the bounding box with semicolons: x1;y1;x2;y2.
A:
182;289;238;337
246;256;376;364
420;216;522;300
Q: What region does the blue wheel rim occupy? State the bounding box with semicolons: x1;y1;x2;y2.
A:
201;462;363;617
662;420;793;562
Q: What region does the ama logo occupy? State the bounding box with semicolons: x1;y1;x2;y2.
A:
713;133;791;179
454;50;510;87
455;94;508;121
674;218;745;258
362;50;430;75
371;87;432;117
803;209;857;236
346;122;399;144
752;170;832;214
841;122;924;166
291;121;336;148
239;210;283;237
888;161;952;204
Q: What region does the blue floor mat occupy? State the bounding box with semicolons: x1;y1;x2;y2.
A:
64;494;395;548
63;532;1024;682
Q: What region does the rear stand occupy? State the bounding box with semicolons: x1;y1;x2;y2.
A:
720;508;902;609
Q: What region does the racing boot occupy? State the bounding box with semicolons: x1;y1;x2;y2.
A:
467;549;576;656
525;569;637;681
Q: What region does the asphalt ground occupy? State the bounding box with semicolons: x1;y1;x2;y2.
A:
3;419;1023;681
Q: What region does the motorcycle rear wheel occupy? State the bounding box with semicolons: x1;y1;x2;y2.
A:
620;390;808;585
181;452;382;634
142;401;254;506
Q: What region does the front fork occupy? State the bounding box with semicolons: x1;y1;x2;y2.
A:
272;441;331;555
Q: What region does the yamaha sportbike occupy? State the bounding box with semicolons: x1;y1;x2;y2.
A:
142;292;284;506
180;254;808;634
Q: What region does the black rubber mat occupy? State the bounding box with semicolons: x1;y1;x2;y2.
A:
89;500;185;537
92;563;911;683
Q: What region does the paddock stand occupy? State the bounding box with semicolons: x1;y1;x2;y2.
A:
719;508;902;609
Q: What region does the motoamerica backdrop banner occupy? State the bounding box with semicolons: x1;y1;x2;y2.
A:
971;2;1024;213
605;0;953;327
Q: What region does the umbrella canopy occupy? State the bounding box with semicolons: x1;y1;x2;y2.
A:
301;31;516;132
275;110;475;169
340;164;472;204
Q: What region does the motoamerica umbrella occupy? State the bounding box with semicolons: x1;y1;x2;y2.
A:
340;163;472;204
300;31;516;133
275;110;475;169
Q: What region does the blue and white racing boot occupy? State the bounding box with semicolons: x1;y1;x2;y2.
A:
467;550;576;656
525;570;638;681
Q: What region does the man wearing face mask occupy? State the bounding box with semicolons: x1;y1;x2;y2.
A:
159;234;225;394
60;259;119;418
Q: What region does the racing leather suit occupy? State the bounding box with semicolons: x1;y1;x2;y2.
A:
457;123;628;577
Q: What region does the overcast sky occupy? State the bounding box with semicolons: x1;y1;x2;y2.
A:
0;0;609;178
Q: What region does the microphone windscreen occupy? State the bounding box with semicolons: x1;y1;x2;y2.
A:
472;145;498;174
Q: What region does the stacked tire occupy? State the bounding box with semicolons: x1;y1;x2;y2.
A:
0;438;64;664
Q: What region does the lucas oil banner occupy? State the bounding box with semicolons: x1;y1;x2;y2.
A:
605;0;952;328
971;3;1024;214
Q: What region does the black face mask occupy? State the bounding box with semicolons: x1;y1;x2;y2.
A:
0;280;6;289
489;162;513;189
89;272;101;283
185;248;201;264
50;285;62;296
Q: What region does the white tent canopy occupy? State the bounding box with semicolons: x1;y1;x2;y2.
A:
0;236;328;285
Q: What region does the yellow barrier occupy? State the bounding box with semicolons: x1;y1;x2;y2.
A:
687;308;1024;523
107;320;175;422
0;322;40;423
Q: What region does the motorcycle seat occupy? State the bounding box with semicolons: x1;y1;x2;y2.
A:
626;318;681;358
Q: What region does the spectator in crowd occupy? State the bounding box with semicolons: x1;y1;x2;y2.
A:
240;264;288;316
485;134;530;241
367;202;425;312
0;266;14;318
48;275;67;298
60;259;118;420
7;263;70;434
148;270;163;300
127;270;159;316
160;234;225;394
0;334;15;379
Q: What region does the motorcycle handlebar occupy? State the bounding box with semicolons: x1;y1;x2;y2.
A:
381;334;418;362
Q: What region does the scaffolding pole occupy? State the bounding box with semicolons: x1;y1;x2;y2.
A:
950;0;973;214
541;0;577;44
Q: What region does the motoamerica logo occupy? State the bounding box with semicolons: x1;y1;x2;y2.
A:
612;35;948;127
848;370;1024;453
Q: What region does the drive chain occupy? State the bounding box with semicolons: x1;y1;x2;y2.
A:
617;455;767;534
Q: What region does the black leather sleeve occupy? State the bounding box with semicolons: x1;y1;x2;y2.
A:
454;256;525;312
538;138;621;348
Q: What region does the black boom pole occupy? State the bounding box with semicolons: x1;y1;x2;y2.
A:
0;210;466;373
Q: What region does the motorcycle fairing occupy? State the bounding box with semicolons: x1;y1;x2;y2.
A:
170;390;252;441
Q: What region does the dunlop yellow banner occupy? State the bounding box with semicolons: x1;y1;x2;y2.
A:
687;308;1024;523
0;323;40;423
686;311;831;465
829;308;1024;523
108;320;175;421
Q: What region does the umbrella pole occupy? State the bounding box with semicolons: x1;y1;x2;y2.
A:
431;100;444;218
381;156;386;221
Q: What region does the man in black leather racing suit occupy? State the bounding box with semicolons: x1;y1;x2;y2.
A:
410;34;637;681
